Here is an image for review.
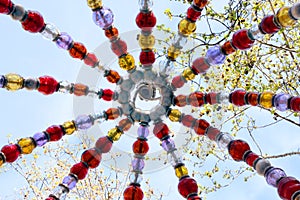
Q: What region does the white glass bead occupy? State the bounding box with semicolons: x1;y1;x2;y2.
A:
139;0;154;11
290;3;300;20
216;132;234;149
167;149;182;167
173;33;188;49
41;23;60;41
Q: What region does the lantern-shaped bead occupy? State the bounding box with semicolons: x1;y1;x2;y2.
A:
137;125;149;138
87;0;102;10
245;92;259;106
187;6;201;22
259;15;281;34
193;119;210;135
105;108;120;120
105;26;119;40
133;140;149;156
107;127;123;141
259;91;274;109
21;11;45;33
81;148;102;168
167;45;181;61
231;29;255;50
1;144;20;163
178;18;196;36
193;0;208;8
191;57;210;74
46;125;64;141
188;92;204;107
69;42;87;59
17;137;36;154
92;7;114;30
290;97;300;112
276;7;296;27
174;95;188;107
105;70;121;84
230;90;246;106
38;76;58;95
118;118;132;131
138;34;155;50
118;54;135;71
0;0;13;14
175;165;189;178
56;33;73;50
153;122;169;139
140;50;155;66
228;140;250;161
181;115;196;128
168;109;182;122
171;75;185;89
73;83;89;96
123;185;144;200
70;162;89;180
221;41;236;55
62;121;76;135
5;73;24;91
277;177;300;200
136;11;157;31
111;39;127;57
182;67;196;81
178;177;198;198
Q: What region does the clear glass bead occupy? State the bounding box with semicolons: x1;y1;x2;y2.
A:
41;23;60;41
58;81;73;93
255;158;271;176
173;33;188;49
51;185;68;200
139;0;154;11
159;59;174;76
10;4;26;21
129;172;143;184
167;149;182;167
290;3;300;20
217;92;230;104
216;132;234;149
248;25;264;40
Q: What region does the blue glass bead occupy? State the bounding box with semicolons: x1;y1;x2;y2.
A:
132;157;145;171
265;167;286;187
75;115;93;130
0;75;5;88
33;132;48;147
162;138;175;152
274;93;290;111
92;7;114;30
137;125;149;138
205;46;226;65
56;33;73;50
62;175;77;190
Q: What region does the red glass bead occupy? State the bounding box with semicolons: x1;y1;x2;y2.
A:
70;162;89;180
193;119;210;135
69;42;87;59
105;70;121;84
290;97;300;112
206;92;218;104
111;39;128;57
153;122;169;139
244;151;259;167
46;125;64;141
21;11;45;33
191;57;210;74
277;177;300;200
1;144;20;163
45;197;56;200
188;92;204;107
259;15;281;34
0;0;13;14
182;115;196;127
188;196;202;200
73;83;89;96
84;53;98;67
105;27;119;40
81;148;102;168
139;50;155;66
231;29;255;50
228;139;250;161
174;95;188;107
221;41;236;55
206;127;220;141
95;136;113;153
230;90;246;106
178;177;198;198
187;6;201;22
171;75;185;89
118;118;133;132
136;11;157;31
133;139;149;156
105;108;120;120
123;185;144;200
246;92;259;106
38;76;59;95
193;0;208;8
102;89;114;101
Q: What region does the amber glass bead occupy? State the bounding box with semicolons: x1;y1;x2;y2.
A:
277;177;300;200
119;54;135;71
123;185;144;200
205;127;220;141
168;109;182;122
105;70;121;84
18;137;36;154
105;26;119;40
259;15;281;34
246;92;259;106
0;153;4;166
230;89;246;106
178;18;196;36
62;121;76;135
171;75;185;89
167;45;181;61
181;115;196;128
193;0;208;8
178;177;198;198
81;148;102;169
133;140;149;156
136;11;157;31
182;67;196;81
1;144;20;163
231;29;254;50
107;127;123;141
174;95;188;107
228;139;250;161
175;165;189;178
193;119;210;135
105;108;120;120
118;118;132;131
153;122;169;139
188;92;204;107
205;92;218;104
5;73;24;91
87;0;103;10
69;42;87;59
221;41;236;55
276;7;296;27
73;83;89;96
138;34;155;50
96;136;113;153
259;91;274;109
191;57;210;74
70;162;88;180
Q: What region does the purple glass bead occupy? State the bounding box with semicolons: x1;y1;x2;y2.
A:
162;138;176;152
56;32;73;50
33;132;49;147
92;7;114;30
274;93;290;111
205;46;226;65
265;167;287;187
132;158;145;171
0;75;5;88
75;115;93;130
62;175;77;190
137;125;149;138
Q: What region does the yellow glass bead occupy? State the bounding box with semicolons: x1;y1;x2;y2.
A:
138;34;155;49
260;91;274;109
168;109;182;122
182;67;196;81
276;7;296;27
18;138;36;154
175;165;189;178
62;121;77;135
167;45;181;61
0;154;4;166
5;73;24;91
87;0;103;10
118;54;135;71
107;127;123;141
178;18;196;36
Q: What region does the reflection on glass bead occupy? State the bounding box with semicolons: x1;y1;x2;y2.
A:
56;33;73;50
276;7;296;27
191;57;210;74
167;149;182;167
205;126;220;141
193;0;208;8
175;165;189;178
260;91;274;109
111;39;127;57
248;24;264;40
18;137;36;154
205;46;226;65
0;0;13;14
290;3;300;20
173;33;188;49
274;93;290;111
162;138;176;152
178;18;196;36
118;118;132;131
41;23;60;41
265;167;287;187
187;6;201;22
87;0;102;10
254;158;271;175
132;157;145;172
5;73;24;91
119;54;135;71
1;144;20;163
92;7;114;30
62;175;77;190
216;132;234;149
182;67;196;81
139;0;154;11
33;132;49;147
123;185;144;200
75;115;93;130
277;177;300;200
10;4;26;21
62;121;76;135
107;127;123;141
129;172;143;184
51;185;68;200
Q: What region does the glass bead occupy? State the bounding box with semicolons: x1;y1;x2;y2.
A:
10;4;26;21
182;67;196;81
105;108;120;120
153;122;169;139
294;192;300;200
101;89;114;101
167;45;181;61
205;126;220;141
167;149;182;167
81;148;102;168
162;138;176;152
254;158;271;175
111;39;127;57
244;151;259;167
175;165;189;178
69;42;87;59
290;3;300;20
178;177;198;198
193;119;210;135
139;0;154;11
259;15;281;34
1;144;20;163
5;73;23;91
248;24;264;40
132;157;145;171
221;41;236;55
260;91;274;109
246;92;259;106
138;34;155;50
228;139;250;161
0;75;5;88
21;11;45;33
178;18;196;36
217;92;230;104
0;153;4;166
276;7;296;27
216;132;234;149
137;125;149;138
62;121;76;135
277;177;300;200
45;197;56;200
92;7;114;30
105;26;119;41
51;185;68;200
107;127;123;141
191;57;210;74
33;132;48;147
188;196;202;200
56;33;73;50
193;0;208;8
75;115;93;130
290;97;300;112
84;53;98;67
265;167;287;187
57;81;72;93
95;136;113;153
140;50;155;66
46;125;64;142
41;23;60;41
62;175;77;190
173;33;188;49
181;115;196;128
130;70;144;83
70;162;89;180
230;89;246;106
118;54;135;71
231;29;255;50
171;75;185;89
123;185;144;200
159;59;174;76
129;172;143;184
136;11;156;31
0;0;13;14
38;75;58;95
206;92;218;104
274;93;290;111
188;92;204;107
174;95;188;107
73;83;89;96
168;109;182;122
105;70;121;84
17;137;35;154
133;140;149;155
119;118;132;132
205;45;226;65
87;0;102;10
187;6;201;22
24;78;38;90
